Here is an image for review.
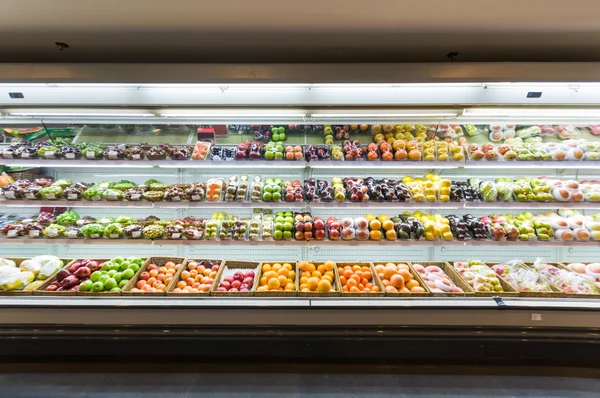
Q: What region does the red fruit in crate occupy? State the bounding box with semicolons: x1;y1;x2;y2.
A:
56;269;70;282
244;270;255;278
140;272;150;281
74;266;91;279
233;272;245;282
68;262;83;273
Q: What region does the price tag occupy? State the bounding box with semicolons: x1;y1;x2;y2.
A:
191;195;201;201
86;151;95;159
68;194;78;200
108;151;118;159
45;193;56;200
47;228;58;237
29;230;40;237
171;196;181;202
21;152;30;158
7;230;17;237
4;191;15;199
110;234;119;239
65;153;75;159
130;194;141;200
131;231;141;238
108;193;119;200
45;152;55;158
91;234;100;239
171;233;181;239
25;193;36;199
67;231;78;238
193;230;201;238
132;154;141;160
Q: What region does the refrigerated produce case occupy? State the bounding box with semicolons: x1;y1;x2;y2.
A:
0;63;599;364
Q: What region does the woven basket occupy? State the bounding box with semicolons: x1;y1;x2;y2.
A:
210;260;260;297
450;262;519;297
1;257;73;296
484;262;563;298
254;261;299;297
550;262;600;298
77;258;142;297
372;261;431;297
336;262;384;297
296;261;341;297
165;259;223;296
31;259;80;296
409;261;475;297
122;256;187;296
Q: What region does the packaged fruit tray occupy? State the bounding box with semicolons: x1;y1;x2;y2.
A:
1;257;74;296
77;258;145;297
122;257;187;296
374;262;430;296
34;259;98;296
337;262;384;297
297;261;340;297
487;261;564;298
255;261;298;296
211;260;260;297
410;262;475;297
166;259;223;296
551;262;600;298
452;261;519;297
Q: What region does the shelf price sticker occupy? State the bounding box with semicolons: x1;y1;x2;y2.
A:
531;313;543;321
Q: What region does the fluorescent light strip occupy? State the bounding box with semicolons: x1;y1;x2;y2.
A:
9;112;156;117
311;113;459;118
160;113;307;118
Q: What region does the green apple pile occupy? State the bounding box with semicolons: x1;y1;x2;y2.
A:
80;256;143;293
262;178;283;201
264;141;284;160
274;211;294;240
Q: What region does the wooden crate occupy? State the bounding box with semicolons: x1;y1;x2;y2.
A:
551;262;600;298
297;261;341;297
485;262;564;298
122;256;187;296
210;260;260;297
450;262;519;297
166;259;224;296
77;258;143;297
254;261;299;297
409;261;475;297
372;261;431;297
336;262;384;297
32;258;86;296
1;257;74;296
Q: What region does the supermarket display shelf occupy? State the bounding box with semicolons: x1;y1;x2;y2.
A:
0;238;596;247
2;199;600;210
3;157;600;170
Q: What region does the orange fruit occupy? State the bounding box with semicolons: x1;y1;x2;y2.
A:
307;277;319;291
268;278;280;290
317;279;332;292
398;269;413;281
262;264;272;272
406;280;420;290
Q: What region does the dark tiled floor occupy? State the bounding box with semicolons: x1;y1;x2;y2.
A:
0;373;598;398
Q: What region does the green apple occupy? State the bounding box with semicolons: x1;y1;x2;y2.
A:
113;257;124;265
99;275;110;284
272;192;282;201
92;282;104;292
283;231;292;240
122;268;135;280
113;272;123;284
264;151;275;160
110;287;121;293
284;216;294;224
274;178;283;185
284;211;292;216
79;280;93;291
278;126;285;134
119;279;130;288
273;230;283;240
104;278;118;290
107;270;117;277
279;133;286;141
101;262;112;271
283;223;293;231
272;134;280;141
90;271;102;283
262;192;272;201
275;216;285;223
109;263;120;272
128;263;140;272
274;222;284;231
274;152;283;159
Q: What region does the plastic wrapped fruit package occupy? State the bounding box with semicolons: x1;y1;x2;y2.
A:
303;179;318;202
366;143;379;161
103;145;126;160
284;145;304;160
342;140;364;161
169;146;191;160
261;214;274;240
219;219;235;240
206;178;225;201
453;261;505;293
293;213;313;241
248;215;261;241
145;146;168;160
422;140;436;162
262;178;283;202
22;185;42;200
205;219;220;240
326;217;340;240
124;224;144;239
192;141;212;160
340;217;356;240
565;262;600;289
184;183;206;202
330;177;346;202
284;180;303;202
490;260;553;293
235;176;249;201
142;224;164;240
412;263;464;293
250;176;263;202
344;177;368;202
125;146;145;160
124;188;143;201
529;258;599;295
224;176;239;202
1;223;23;238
